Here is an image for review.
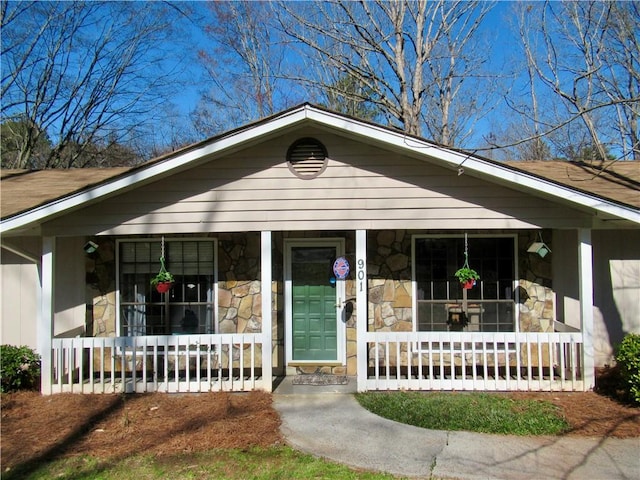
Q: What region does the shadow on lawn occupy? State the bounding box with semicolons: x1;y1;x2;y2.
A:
2;391;280;479
3;395;123;479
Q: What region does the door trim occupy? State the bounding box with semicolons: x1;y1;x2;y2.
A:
284;238;346;366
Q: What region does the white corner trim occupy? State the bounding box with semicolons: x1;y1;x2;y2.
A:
261;230;273;391
578;229;595;391
39;236;54;395
356;229;368;392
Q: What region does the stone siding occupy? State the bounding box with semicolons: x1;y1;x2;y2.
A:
83;230;555;379
518;231;554;332
367;230;555;333
86;238;117;337
217;232;262;335
368;230;413;333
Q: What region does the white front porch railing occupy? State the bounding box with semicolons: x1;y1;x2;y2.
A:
51;334;269;394
51;331;584;394
363;331;584;392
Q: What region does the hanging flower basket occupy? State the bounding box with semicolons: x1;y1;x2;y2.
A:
455;238;480;289
455;266;479;289
155;280;173;293
462;278;476;289
150;252;174;293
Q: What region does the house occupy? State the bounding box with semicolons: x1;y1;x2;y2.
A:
1;104;639;395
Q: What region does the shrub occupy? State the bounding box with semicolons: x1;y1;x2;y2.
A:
615;333;640;405
0;345;41;393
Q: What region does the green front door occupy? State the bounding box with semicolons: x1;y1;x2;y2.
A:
291;246;338;361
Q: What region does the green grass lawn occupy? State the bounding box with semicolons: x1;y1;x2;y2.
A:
5;447;398;480
356;391;570;436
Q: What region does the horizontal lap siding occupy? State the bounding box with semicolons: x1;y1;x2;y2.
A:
43;130;591;235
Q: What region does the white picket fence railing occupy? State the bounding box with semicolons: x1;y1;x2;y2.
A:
363;331;584;392
51;334;270;394
51;331;584;394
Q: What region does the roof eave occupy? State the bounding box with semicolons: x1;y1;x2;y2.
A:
2;104;638;233
0;106;313;234
304;108;640;225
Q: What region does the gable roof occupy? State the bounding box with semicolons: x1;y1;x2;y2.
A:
504;161;640;209
1;103;639;234
1;168;132;220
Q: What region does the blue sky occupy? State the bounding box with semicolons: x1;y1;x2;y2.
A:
6;1;628;161
165;2;528;150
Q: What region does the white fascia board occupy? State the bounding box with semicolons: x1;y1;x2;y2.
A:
305;107;640;224
0;108;309;234
2;104;638;233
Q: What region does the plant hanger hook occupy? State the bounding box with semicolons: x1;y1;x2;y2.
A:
159;236;168;273
463;232;470;269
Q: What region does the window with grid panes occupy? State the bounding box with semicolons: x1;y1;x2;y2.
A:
118;240;216;336
414;236;516;332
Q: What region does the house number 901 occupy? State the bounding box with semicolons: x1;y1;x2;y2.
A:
357;258;365;292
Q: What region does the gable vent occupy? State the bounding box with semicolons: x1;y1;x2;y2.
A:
286;137;328;179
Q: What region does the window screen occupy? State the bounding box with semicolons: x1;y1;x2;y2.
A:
119;240;216;336
414;236;515;332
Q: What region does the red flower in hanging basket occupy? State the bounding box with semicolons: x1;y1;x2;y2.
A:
454;266;479;289
155;281;173;293
462;279;476;289
151;255;174;294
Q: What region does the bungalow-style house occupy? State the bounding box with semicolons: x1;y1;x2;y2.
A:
1;104;639;395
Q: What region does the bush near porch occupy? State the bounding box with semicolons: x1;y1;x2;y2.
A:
615;333;640;405
0;345;41;393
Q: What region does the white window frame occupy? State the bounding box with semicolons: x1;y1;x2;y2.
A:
116;237;218;336
411;233;519;332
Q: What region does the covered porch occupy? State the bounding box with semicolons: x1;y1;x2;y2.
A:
2;104;636;397
38;227;596;394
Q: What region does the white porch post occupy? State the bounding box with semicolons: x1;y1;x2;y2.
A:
356;230;367;392
261;230;273;392
578;228;595;391
39;236;54;395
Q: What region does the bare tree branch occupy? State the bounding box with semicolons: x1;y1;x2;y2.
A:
276;0;497;143
1;1;185;168
510;0;639;163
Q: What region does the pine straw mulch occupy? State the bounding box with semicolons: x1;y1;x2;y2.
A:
1;387;639;473
1;391;282;472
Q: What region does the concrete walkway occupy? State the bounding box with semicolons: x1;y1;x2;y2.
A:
273;380;639;479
